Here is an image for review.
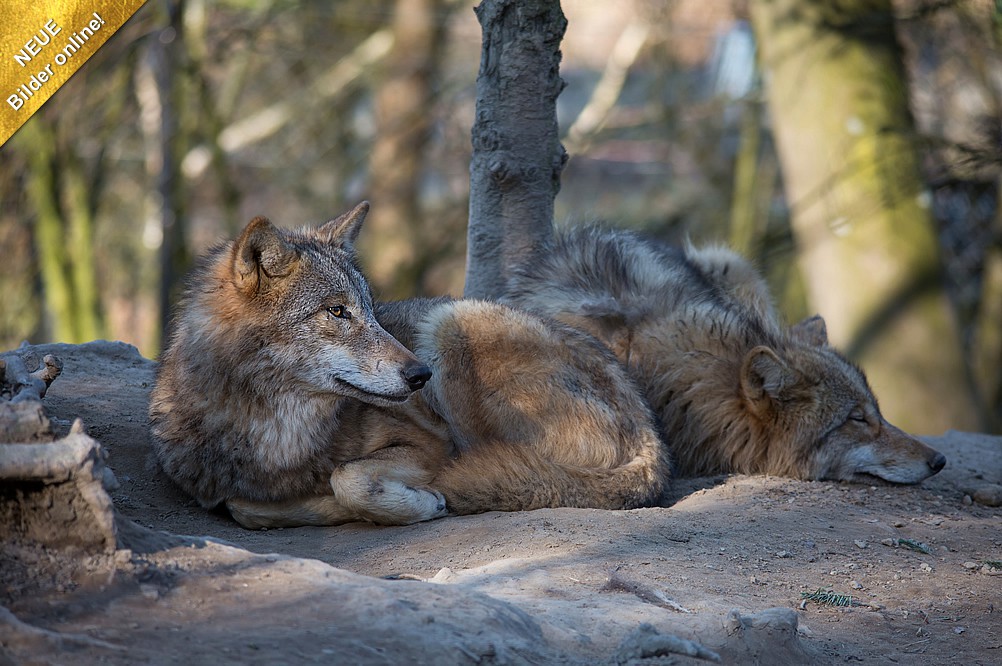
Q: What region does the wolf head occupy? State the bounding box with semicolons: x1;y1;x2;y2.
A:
738;315;946;484
222;201;431;406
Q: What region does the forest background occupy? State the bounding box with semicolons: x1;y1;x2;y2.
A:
1;0;1000;436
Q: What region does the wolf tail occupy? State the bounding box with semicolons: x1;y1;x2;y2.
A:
432;434;670;515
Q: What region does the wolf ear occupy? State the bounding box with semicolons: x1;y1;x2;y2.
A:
790;314;828;346
741;346;797;414
317;201;369;249
232;216;298;294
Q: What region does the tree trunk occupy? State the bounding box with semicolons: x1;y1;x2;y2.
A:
63;154;103;341
750;0;978;434
464;0;568;300
20;119;77;343
973;236;1002;431
146;0;188;348
18;118;105;343
360;0;446;300
728;96;764;257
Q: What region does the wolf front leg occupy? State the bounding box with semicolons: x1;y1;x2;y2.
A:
226;496;364;529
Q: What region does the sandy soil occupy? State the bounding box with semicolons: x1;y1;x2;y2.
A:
2;341;1001;664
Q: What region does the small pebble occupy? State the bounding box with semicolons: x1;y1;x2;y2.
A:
962;495;973;506
776;550;791;558
920;562;933;572
854;540;868;549
881;538;896;547
850;580;863;590
963;561;980;570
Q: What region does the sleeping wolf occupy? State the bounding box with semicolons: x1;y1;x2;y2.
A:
502;228;946;484
149;204;669;528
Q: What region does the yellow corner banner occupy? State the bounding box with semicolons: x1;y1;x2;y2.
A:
0;0;147;147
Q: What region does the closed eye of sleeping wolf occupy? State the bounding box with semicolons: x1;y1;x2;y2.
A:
149;203;945;529
149;202;668;528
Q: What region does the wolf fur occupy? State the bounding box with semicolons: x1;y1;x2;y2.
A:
149;204;669;528
502;227;946;484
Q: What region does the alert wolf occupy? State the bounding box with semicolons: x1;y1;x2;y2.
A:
149;203;669;528
502;227;946;484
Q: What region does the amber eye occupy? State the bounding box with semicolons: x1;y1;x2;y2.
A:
327;305;352;320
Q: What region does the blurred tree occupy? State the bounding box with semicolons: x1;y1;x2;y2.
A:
728;94;764;258
16;115;104;344
750;0;979;433
0;157;38;345
465;0;568;300
976;209;1002;429
360;0;449;300
139;0;189;348
965;4;1002;431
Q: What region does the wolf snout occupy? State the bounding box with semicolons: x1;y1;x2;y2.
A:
402;363;433;391
928;451;947;474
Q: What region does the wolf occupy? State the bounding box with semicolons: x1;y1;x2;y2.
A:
502;227;946;484
149;203;669;528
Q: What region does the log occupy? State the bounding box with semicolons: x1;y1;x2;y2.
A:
0;345;62;404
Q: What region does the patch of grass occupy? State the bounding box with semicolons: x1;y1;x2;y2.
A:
896;538;931;554
801;588;854;607
985;560;1002;570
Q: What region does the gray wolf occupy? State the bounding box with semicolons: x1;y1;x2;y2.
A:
149;203;669;528
502;227;946;484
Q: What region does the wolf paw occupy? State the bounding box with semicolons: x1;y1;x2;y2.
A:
425;488;449;518
331;472;448;525
387;483;448;524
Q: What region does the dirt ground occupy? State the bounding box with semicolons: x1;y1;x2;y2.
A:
2;341;1001;664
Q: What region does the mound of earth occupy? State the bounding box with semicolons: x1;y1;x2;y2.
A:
2;341;1000;664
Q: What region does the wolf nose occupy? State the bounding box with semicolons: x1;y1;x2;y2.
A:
403;363;432;391
928;452;946;473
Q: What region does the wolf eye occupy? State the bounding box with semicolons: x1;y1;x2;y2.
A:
326;305;352;320
848;409;867;423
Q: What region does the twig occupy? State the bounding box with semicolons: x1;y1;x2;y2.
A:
603;572;691;613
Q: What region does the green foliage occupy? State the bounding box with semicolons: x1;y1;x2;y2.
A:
800;588;854;607
895;538;932;555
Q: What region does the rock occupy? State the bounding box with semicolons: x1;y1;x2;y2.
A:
613;623;720;663
719;608;817;664
971;484;1002;507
